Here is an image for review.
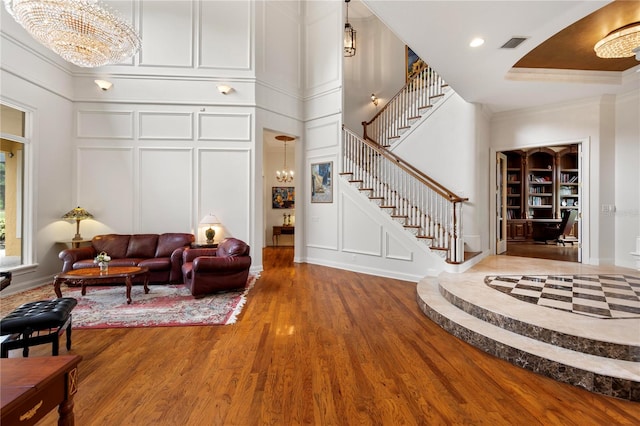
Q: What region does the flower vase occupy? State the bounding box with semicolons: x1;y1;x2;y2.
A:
99;262;108;272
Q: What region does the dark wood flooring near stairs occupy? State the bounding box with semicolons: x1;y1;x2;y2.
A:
4;247;636;425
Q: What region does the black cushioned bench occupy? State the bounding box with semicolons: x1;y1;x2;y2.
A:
0;298;77;358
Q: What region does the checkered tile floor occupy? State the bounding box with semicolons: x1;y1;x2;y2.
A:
484;274;640;319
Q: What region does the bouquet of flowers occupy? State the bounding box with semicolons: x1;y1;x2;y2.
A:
94;251;111;268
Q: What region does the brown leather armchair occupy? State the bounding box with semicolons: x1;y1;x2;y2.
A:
181;238;252;298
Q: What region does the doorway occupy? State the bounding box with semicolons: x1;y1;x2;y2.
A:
496;142;583;263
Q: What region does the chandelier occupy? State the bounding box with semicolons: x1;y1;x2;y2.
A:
594;22;640;59
275;135;294;183
344;0;356;57
3;0;141;68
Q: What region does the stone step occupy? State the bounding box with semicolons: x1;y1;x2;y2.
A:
416;276;640;402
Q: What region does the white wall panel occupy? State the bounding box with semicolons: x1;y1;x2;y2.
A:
77;111;134;139
139;112;193;140
139;148;193;233
139;1;193;67
77;147;134;232
386;233;413;261
199;0;251;70
306;156;338;251
260;1;301;92
305;4;340;94
305;117;340;151
198;113;252;141
341;193;382;256
198;149;251;242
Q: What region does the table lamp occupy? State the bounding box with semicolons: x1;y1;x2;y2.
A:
199;214;220;244
62;206;93;241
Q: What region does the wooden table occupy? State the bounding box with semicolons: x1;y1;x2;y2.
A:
1;355;82;426
54;266;149;304
273;225;294;246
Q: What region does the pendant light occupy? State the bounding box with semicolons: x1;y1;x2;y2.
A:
344;0;356;57
275;135;295;183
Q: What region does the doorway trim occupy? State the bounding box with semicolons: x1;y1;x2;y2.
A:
490;137;590;263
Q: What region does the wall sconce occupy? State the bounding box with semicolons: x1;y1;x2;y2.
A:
217;85;233;95
94;79;113;91
371;94;379;107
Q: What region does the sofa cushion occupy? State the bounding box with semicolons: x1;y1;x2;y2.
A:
92;234;130;259
139;257;171;271
126;234;159;258
155;233;194;257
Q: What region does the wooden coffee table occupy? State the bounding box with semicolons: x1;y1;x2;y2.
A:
54;266;150;304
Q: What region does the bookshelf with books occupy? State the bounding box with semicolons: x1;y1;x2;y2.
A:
505;150;524;220
558;147;579;212
502;145;580;241
527;149;555;219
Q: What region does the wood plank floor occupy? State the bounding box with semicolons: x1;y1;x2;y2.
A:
13;247;640;425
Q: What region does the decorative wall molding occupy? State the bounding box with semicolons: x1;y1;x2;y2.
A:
198;112;252;141
77;110;134;139
139;112;193;140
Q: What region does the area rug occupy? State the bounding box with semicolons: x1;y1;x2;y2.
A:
0;275;257;329
485;274;640;319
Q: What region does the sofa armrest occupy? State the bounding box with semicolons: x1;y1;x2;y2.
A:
192;255;251;273
58;246;97;272
169;246;191;283
182;247;218;264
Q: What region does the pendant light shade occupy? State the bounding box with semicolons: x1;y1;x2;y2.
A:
344;0;356;57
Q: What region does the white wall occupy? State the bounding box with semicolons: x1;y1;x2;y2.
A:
1;12;75;292
614;90;640;269
343;14;405;135
490;94;639;267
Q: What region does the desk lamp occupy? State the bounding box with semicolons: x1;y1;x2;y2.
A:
62;206;93;241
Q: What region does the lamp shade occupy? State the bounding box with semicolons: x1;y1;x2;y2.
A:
62;206;93;221
199;214;220;225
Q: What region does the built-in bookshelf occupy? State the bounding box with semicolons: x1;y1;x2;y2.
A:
527;150;554;219
505;151;524;219
559;147;579;211
502;145;580;240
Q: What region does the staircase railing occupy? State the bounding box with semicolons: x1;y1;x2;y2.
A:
342;127;467;263
362;65;447;148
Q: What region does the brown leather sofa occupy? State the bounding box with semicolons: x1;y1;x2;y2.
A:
181;238;252;297
58;233;194;284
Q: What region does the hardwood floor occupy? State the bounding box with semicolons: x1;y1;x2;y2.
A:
502;241;579;262
12;247;640;425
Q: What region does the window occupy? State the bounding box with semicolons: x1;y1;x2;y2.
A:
1;104;26;269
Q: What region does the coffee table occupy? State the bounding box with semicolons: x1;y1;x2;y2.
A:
54;266;150;304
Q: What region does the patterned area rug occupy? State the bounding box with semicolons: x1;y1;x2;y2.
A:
0;275;257;329
485;274;640;319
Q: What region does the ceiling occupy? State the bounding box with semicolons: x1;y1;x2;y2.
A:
361;0;640;112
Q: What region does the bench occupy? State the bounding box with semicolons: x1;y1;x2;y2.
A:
1;298;77;358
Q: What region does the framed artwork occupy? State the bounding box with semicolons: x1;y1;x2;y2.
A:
406;45;427;83
272;186;295;209
311;161;333;203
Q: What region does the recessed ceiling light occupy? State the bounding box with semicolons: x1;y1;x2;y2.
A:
470;38;485;47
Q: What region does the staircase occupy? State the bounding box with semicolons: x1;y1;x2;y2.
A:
341;128;467;264
341;65;468;265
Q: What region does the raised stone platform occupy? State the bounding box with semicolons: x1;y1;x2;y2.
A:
416;255;640;402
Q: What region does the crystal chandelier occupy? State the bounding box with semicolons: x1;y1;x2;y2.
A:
275;135;294;183
3;0;141;68
594;22;640;58
344;0;356;57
